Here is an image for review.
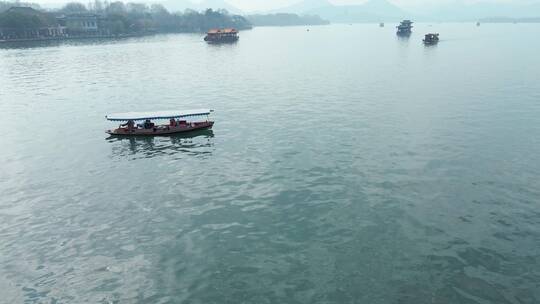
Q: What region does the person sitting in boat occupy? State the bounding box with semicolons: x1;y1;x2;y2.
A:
121;119;135;131
143;119;154;129
170;118;177;127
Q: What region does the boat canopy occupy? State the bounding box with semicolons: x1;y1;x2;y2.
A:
207;28;237;34
106;109;213;122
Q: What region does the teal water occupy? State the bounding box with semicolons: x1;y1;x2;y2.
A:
1;23;540;303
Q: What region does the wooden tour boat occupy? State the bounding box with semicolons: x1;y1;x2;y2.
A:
106;109;214;136
396;20;413;36
204;28;239;43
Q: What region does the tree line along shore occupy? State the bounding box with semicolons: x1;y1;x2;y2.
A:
0;1;329;42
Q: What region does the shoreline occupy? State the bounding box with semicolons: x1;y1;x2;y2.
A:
2;21;537;45
0;27;258;44
0;32;178;44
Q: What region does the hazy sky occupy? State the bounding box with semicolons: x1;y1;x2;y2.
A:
33;0;540;12
213;0;539;11
247;0;539;5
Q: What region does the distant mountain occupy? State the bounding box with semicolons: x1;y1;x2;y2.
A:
412;1;540;21
159;0;194;13
271;0;540;22
271;0;410;23
159;0;242;14
270;0;331;14
246;13;329;26
480;17;540;23
361;0;404;15
197;0;242;14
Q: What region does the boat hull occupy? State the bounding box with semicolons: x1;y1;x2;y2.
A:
423;38;439;45
106;121;214;136
397;31;412;36
204;37;239;44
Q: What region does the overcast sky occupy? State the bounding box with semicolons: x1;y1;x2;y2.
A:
214;0;539;11
32;0;540;12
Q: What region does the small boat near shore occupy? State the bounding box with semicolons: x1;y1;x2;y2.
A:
106;109;214;136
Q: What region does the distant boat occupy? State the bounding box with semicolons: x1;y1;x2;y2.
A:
423;33;439;45
396;20;413;36
105;109;214;136
379;22;384;27
204;28;239;44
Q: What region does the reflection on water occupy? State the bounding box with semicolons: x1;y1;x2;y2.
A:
423;43;439;48
396;34;411;47
2;24;540;303
0;35;170;50
107;130;214;159
0;40;64;50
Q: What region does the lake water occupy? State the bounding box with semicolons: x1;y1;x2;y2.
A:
1;23;540;303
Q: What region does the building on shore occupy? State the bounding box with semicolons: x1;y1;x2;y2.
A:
0;25;67;40
57;14;100;36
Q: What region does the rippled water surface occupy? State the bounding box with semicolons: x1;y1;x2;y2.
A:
1;24;540;303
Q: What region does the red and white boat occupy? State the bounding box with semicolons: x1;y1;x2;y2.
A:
204;28;239;43
106;109;214;136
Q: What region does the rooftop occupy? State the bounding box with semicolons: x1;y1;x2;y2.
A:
6;7;39;13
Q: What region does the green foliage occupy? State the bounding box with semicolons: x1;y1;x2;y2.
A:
106;1;126;15
175;8;250;32
101;13;128;34
0;11;41;28
90;2;252;33
0;1;40;13
61;2;88;13
0;1;252;35
0;8;56;29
